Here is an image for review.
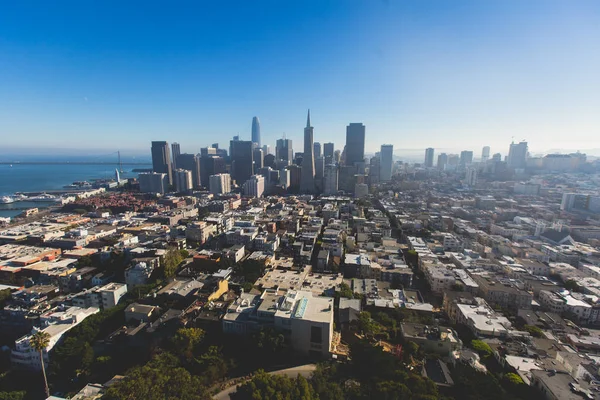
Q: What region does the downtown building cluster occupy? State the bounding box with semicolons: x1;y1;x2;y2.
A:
0;127;600;399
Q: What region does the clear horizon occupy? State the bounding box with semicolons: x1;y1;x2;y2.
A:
1;1;599;154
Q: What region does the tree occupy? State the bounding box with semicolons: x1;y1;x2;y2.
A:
0;289;11;309
564;279;582;293
30;331;51;398
337;283;354;299
104;353;210;400
504;373;524;385
357;311;381;336
163;247;184;279
0;392;26;400
171;328;205;362
232;370;317;400
470;340;493;359
524;325;544;338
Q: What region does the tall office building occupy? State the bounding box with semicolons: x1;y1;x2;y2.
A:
508;141;528;169
276;137;293;165
492;153;502;162
171;142;181;169
323;164;339;195
243;175;265;198
200;155;226;188
253;148;264;171
482;146;491;161
323;142;334;165
209;173;231;195
437;153;448;170
345;123;366;166
380;144;393;182
251;116;261;148
315;156;325;192
333;150;341;164
151;141;173;185
139;172;169;194
424;148;435;168
174;169;193;193
287;164;302;190
459;151;474;166
262;145;271;156
230;139;254;184
176;153;201;189
300;110;316;193
314;142;321;159
369;156;380;185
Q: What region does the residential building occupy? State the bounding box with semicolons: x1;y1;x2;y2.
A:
139;172;169;194
174;169;193;192
209;173;231;195
243;175;265;198
424;148;434;168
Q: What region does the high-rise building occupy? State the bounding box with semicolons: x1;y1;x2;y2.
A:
345;123;366;166
253;148;264;171
333;150;341;164
287;164;302;190
171;142;181;169
300;110;316;193
369;156;380;185
323;142;334;165
338;165;356;192
176;153;201;189
465;167;478;186
276;137;293;165
209;173;231;195
315;156;324;193
262;145;271;156
279;168;290;189
264;154;276;169
482;146;491;161
200;155;226;188
492;153;502;162
459;151;474;166
424;148;435;168
313;142;321;159
355;183;369;199
151;141;172;185
174;169;193;193
437;153;448;170
243;175;265;198
230;139;254;184
323;164;339;195
251;116;261;148
139;172;169;194
508;141;528;169
379;144;393;182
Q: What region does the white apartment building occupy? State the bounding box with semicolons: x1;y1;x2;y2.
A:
243;175;265;198
124;261;154;288
174;169;193;192
185;221;217;244
11;306;99;370
424;263;456;294
539;290;592;322
209;173;231;195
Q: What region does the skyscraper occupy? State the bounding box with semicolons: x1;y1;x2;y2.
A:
437;153;448;170
176;153;201;189
300;110;316;193
323;164;339;195
465;167;478;186
459;151;474;166
315;156;324;192
380;144;393;182
251;116;261;148
323;142;334;164
481;146;491;161
151;141;173;185
345;123;365;166
508;141;528;169
314;142;321;159
276;137;293;165
368;156;380;185
230;139;254;184
171;142;181;169
424;148;435;168
139;172;169;194
253;148;264;171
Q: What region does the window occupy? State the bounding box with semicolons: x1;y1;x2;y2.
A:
310;326;322;344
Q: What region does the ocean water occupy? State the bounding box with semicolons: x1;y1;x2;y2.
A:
0;161;151;218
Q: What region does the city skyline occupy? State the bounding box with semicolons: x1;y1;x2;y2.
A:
1;1;599;154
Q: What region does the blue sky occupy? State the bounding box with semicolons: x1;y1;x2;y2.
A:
0;0;599;157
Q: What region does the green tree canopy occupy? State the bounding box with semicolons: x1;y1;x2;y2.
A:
232;370;317;400
103;353;210;400
470;340;493;359
171;327;205;362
